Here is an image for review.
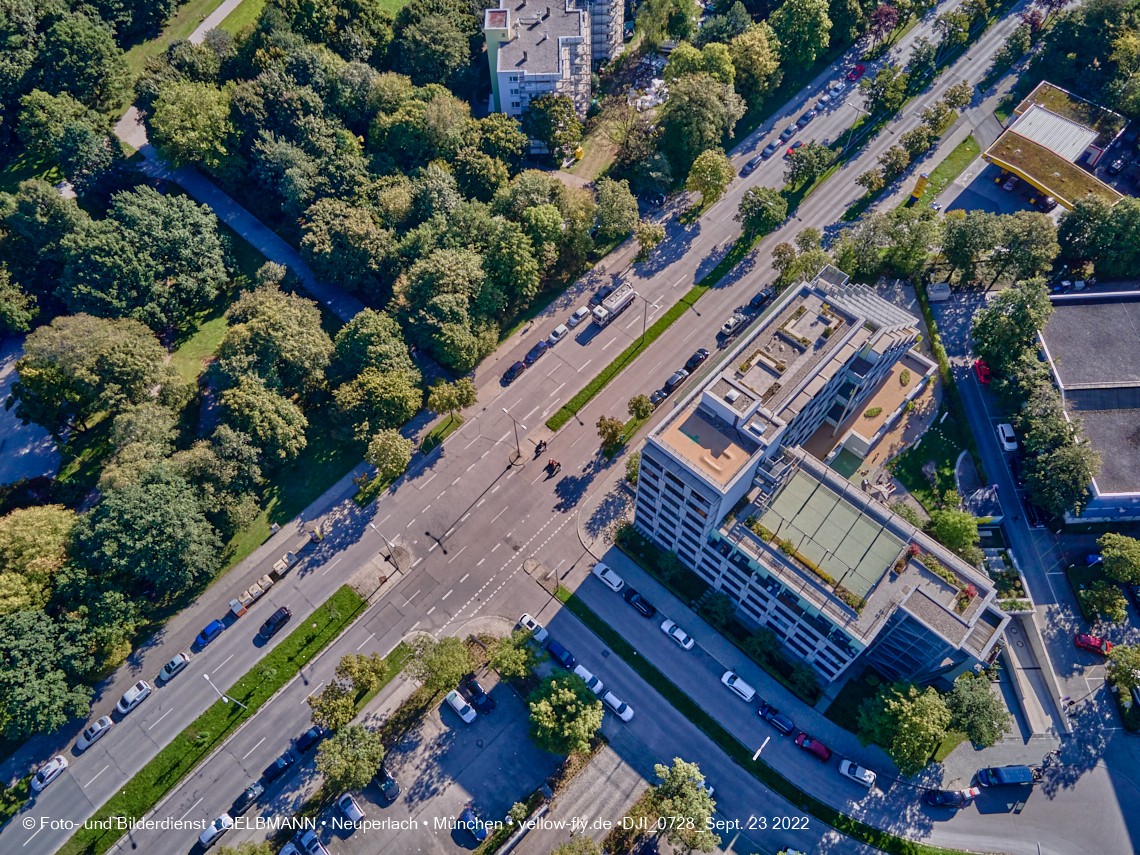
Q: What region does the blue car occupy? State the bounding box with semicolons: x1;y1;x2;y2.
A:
545;639;576;669
459;807;487;842
196;620;225;647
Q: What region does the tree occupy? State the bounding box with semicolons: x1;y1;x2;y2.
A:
1026;442;1100;519
1099;533;1140;585
941;210;1001;283
406;635;475;696
330;309;419;386
861;64;910;115
527;675;604;755
426;378;477;424
942;80;973;111
636;0;702;45
1107;644;1140;694
735;186;787;239
522;94;582;164
698;2;753;47
882;207;941;277
928;507;980;561
17;90;94;157
300;200;393;295
908;36;938;77
0;505;76;615
665;41;736;85
993;22;1032;68
969;278;1052;374
629;395;654;420
1082;581;1127;623
685;149;735;206
550;837;603;855
995;211;1059;282
658;74;745;174
934;12;970;61
0;268;36;335
785;141;833;186
634;220;666;257
770;0;833;63
595;178;639;241
730;23;783;107
479;113;528;173
334;370;422;442
453;148;508;203
316;724;387;792
947;671;1012;747
700;591;736;628
626;450;642;484
597;415;625;448
789;662;819;697
920;100;956;135
36;13;130;110
900;124;934;159
868;3;900;44
857;682;950;776
648;758;720;851
744;628;780;664
366;429;414;483
219;380;308;464
307;682;357;731
877;145;911;179
489;628;547;678
393;2;472;87
148;81;232;172
856;169;886;194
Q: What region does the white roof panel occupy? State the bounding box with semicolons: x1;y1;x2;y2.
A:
1008;104;1099;162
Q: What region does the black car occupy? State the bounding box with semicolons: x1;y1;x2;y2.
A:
545;638;576;668
1008;456;1025;488
684;349;710;371
231;782;265;816
749;288;774;310
524;340;548;365
263;751;295;783
462;673;496;714
589;285;615;307
1108;158;1126;175
924;789;974;808
740;155;763;176
663;368;689;393
761;142;780;159
795;110;817;128
1023;499;1048;529
259;606;292;640
296;726;324;753
622;588;657;618
503;361;526;385
758;702;796;735
373;766;400;803
649;389;667;409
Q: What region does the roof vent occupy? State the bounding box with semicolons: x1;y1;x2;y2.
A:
523;50;528;60
747;420;767;436
725;389;740;404
540;29;548;42
544;5;551;17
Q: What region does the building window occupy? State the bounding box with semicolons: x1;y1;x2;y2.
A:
509;75;518;82
511;102;520;108
511;88;519;94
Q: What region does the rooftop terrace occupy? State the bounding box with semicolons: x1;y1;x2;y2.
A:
657;401;760;486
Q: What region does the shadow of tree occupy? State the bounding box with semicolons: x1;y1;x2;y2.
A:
584;482;634;544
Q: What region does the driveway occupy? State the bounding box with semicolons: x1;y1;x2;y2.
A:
0;335;59;485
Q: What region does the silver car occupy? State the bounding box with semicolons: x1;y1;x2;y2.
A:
77;716;113;751
116;680;152;715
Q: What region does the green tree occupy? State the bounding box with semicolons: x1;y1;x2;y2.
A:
330;309;420;386
665;41;736;85
219;379;309;464
392;0;474;88
148;80;232;172
941;80;973;110
334;369;422;442
900;124;934;159
1082;580;1127;623
453;147;509;203
698;2;752;46
857;682;950;776
307;682;357;731
861;64;910;115
37;12;130;110
316;724;387;791
366;429;414;482
479;113;529;173
1099;533;1140;584
522;93;583;164
426;377;477;424
648;758;721;852
527;675;604;755
856;168;886;194
789;662;819;697
1107;644;1140;694
785;140;833;186
969;278;1052;374
882;206;941;277
700;591;737;628
634;220;666;257
770;0;832;63
877;145;911;179
730;22;783;107
1026;441;1100;519
946;671;1012;747
994;210;1060;282
928;507;981;562
17;90;94;157
0;505;76;615
907;36;938;78
941;209;1002;283
629;395;654;420
626;450;642;484
685;149;735;206
744;628;780;664
300;199;393;294
489;628;548;678
659;74;745;174
0;267;36;335
597;415;625;448
595;178;640;241
934;11;970;60
550;837;604;855
736;186;787;239
921;100;957;135
407;635;475;696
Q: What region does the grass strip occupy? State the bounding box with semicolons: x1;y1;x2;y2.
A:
59;586;368;855
557;591;978;855
1064;564;1101;624
0;776;31;829
906;136;981;209
421;413;463;454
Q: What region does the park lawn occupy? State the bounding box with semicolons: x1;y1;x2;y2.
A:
122;0;231;79
568;118;619;181
219;0;266;33
888;400;969;513
911;135;981;208
933;730;969;763
0;149;63;194
170;314;228;383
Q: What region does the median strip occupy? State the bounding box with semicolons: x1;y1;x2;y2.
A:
59;586;368;855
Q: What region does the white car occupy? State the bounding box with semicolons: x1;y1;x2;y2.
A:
660;620;695;650
719;314;745;336
548;324;569;345
31;755;68;792
116;680;152;714
338;793;366;823
445;689;477;724
568;306;590;327
159;651;190;683
603;691;634;722
839;759;876;788
829;79;847;94
199;814;233;849
518;613;549;644
76;716;113;751
573;664;605;695
996;422;1018;452
591;562;625;592
721;670;756;702
296;830;330;855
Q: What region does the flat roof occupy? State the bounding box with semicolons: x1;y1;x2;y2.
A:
1078;409;1140;494
1015;82;1126;147
1040;296;1140;389
657;403;758;486
1008;105;1098;161
985;130;1123;208
493;1;584;74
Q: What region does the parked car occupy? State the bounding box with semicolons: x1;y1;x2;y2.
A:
786;140;805;157
295;726;324;753
758;702;795;734
547;324;569;345
663;368;690;393
296;829;330;855
839;760;876;787
847;64;867;81
116;680;152;714
660;619;695;650
924;787;980;808
502;361;526;385
740;155;763;176
524;340;548;365
260;606;292;640
1108;158;1126;175
589;285;615;307
199;814;233;849
829;80;847;95
338;793;366;823
158;651;191;683
573;664;605;695
592;562;625;592
761;141;780;159
1003;175;1020;191
1008;456;1025;488
996;422;1018;452
719;314;745;337
779;125;797;141
1023;499;1048;528
795;732;832;762
545;639;576;669
977;765;1035;787
721;670;756;702
263;751;296;782
684;348;710;371
1032;195;1058;212
445;689;477;724
462;673;496;714
231;782;265;816
749;289;774;310
603;691;635;722
373;765;400;803
459;807;488;842
31;755;68;793
76;716;113;751
622;588;657;618
568;306;591;327
795;110;817;128
196;620;225;647
649;389;667;409
1074;633;1112;656
973;359;991;384
518;613;549;643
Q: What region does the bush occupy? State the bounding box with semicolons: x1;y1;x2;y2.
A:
864;407;883;418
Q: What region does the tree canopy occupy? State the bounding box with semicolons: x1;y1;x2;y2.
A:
527;674;604;755
316;724;387;791
857;681;950;775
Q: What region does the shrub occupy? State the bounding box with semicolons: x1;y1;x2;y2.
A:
864;407;883;418
900;369;911;385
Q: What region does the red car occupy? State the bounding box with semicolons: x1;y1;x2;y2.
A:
786;140;805;157
847;64;866;82
1074;633;1112;656
973;359;992;384
795;732;832;762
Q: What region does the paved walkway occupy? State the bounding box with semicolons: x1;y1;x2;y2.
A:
0;335;59;484
189;0;244;43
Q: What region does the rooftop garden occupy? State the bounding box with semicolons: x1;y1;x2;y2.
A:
988;132;1122;207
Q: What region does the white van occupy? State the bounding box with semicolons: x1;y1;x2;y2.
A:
721;670;756;702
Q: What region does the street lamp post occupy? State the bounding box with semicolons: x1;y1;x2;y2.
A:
844;103;869;154
502;407;527;464
369;522;396;564
203;673;248;710
641;297;661;341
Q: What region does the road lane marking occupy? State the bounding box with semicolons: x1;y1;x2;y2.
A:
409;621;421;632
550;382;565;397
441;589;453;600
426;606;436;615
23;827;43;846
241;737;266;760
492;543;500;552
421;504;431;514
683;326;701;342
460;512;471;522
301;682;325;703
355;632;375;651
467;462;478;471
476;498;486;507
420;473;437;489
580;359;591;370
451;476;461;486
322;557;342;576
217;654;234;670
491;506;509;523
147;709;172;730
491;484;501;493
407;590;421;601
603;337;616;350
445;526;456;536
460;573;470;582
464;436;481;449
524;404;540;420
85;764;110;787
379;513;391;524
178;797;204;822
499;431;511;443
448;545;467;563
412;557;423;568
